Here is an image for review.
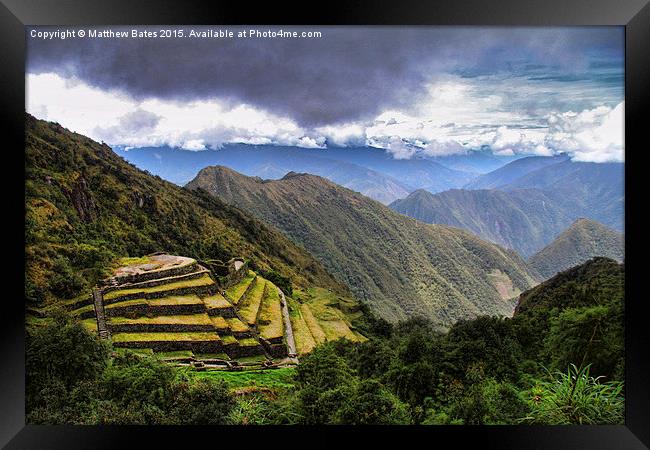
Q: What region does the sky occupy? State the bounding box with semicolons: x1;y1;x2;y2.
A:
26;26;624;162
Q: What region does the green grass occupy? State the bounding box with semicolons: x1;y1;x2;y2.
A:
70;303;95;316
193;367;296;390
209;315;229;329
194;352;230;361
287;297;317;354
258;284;284;340
105;298;148;309
226;317;249;333
115;348;155;356
80;318;98;333
109;313;213;325
202;293;232;310
111;331;220;342
221;334;237;345
236;354;269;363
116;256;152;267
238;337;260;347
104;273;214;300
300;304;326;344
237;277;266;325
225;271;256;304
298;287;361;342
156;350;194;359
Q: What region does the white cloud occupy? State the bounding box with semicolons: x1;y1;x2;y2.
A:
26;73;320;150
544;102;624;162
26;72;624;163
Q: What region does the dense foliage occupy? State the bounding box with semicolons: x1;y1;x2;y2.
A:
218;258;624;425
27;314;234;425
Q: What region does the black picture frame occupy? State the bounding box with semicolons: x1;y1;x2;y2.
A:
2;0;648;447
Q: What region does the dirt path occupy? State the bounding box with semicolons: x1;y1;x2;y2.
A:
277;287;298;361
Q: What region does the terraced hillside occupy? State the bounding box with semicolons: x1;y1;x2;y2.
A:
71;254;271;362
73;253;364;362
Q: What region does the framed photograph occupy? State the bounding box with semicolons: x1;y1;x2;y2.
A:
2;0;648;447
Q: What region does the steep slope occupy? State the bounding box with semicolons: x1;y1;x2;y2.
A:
116;145;411;204
24;115;356;322
389;188;575;258
187;166;539;326
464;154;570;189
528;219;624;279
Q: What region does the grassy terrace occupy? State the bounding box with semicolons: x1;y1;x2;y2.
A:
116;255;152;267
300;304;327;344
112;332;220;342
225;271;256;304
209;315;229;329
115;348;155;356
156;350;194;359
194;352;231;360
103;273;214;300
202;293;232;310
226;317;249;333
81;318;98;333
237;278;266;325
104;296;205;310
193;367;295;390
287;297;317;355
71;303;95;315
109;314;213;325
258;286;284;340
221;334;237;345
238;337;260;347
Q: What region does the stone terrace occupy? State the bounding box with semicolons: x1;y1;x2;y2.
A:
71;254;293;364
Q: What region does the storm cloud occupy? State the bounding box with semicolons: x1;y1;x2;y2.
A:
27;26;623;127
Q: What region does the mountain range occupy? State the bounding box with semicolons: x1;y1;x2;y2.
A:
187;166;539;326
389;156;624;258
115;145;520;204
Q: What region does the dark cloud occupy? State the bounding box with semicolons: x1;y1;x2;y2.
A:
94;108;161;142
27;26;623;126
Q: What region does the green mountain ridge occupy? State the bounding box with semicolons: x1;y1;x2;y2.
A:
528;219;624;280
187;165;539;326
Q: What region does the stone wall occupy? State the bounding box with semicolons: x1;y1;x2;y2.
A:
110;268;208;290
224;342;266;358
105;302;206;317
113;339;223;353
101;261;199;286
108;323;216;333
207;306;237;318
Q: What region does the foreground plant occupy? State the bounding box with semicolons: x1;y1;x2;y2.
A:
522;364;624;425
